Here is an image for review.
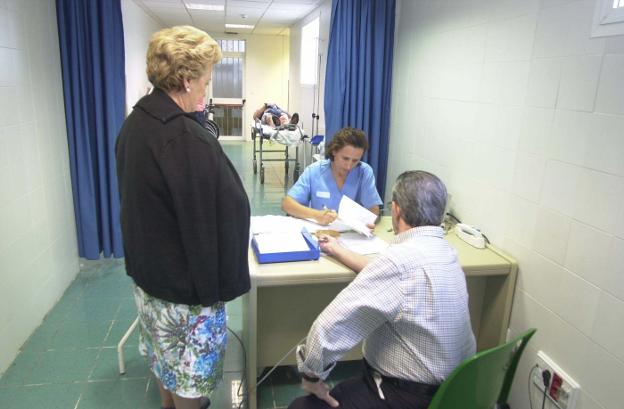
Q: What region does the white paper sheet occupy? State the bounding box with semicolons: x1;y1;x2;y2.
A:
337;196;377;237
251;215;304;234
338;232;389;255
254;232;310;254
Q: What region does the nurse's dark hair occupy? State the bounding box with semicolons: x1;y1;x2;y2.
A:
391;170;447;227
325;127;368;161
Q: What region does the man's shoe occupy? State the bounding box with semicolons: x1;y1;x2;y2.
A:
290;112;299;125
200;397;211;408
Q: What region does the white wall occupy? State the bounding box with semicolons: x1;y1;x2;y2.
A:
289;0;331;136
389;1;624;409
240;33;289;138
0;0;79;374
121;0;162;113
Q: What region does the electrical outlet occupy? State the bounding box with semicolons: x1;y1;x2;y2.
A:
532;351;580;409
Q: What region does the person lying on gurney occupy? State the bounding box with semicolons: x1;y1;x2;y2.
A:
281;127;382;225
253;103;299;127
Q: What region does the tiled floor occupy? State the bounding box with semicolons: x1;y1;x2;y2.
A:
0;141;361;409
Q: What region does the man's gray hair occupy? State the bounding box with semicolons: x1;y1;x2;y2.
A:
391;171;447;227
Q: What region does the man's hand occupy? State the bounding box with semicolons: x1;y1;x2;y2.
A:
301;378;339;407
318;235;342;257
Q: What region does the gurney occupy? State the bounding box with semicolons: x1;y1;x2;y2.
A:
251;119;308;184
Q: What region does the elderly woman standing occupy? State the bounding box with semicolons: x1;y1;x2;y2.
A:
115;26;250;409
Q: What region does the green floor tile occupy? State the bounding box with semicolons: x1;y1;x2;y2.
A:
64;296;121;323
0;383;82;409
19;321;61;352
0;351;40;387
77;378;148;409
90;347;149;381
115;297;138;321
51;320;112;350
257;382;276;409
25;348;99;384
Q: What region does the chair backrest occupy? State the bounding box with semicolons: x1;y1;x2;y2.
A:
427;328;536;409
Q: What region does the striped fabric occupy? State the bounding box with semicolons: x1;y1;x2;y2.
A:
297;226;476;384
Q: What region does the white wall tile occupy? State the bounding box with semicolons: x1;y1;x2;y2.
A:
556;55;602;112
592;292;624;361
545;314;592;383
564;221;613;288
532;207;571;264
551;269;601;335
512;152;546;202
582;342;624;409
584;114;624;176
518;107;554;155
506;196;539;247
525;58;562;108
533;5;570;58
540;160;581;217
549;110;595;165
573;168;624;234
605;237;624;301
565;0;606;56
595;54;624;115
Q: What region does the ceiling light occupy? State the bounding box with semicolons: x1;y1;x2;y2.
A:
186;3;224;11
225;24;254;29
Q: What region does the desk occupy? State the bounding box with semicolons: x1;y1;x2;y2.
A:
242;217;517;409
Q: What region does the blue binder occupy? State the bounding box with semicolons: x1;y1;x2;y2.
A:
252;228;320;264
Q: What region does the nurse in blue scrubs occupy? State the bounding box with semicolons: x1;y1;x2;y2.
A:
281;127;383;225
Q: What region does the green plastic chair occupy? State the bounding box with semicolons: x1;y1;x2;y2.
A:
428;328;536;409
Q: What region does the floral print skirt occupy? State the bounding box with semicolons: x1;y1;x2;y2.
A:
133;286;227;398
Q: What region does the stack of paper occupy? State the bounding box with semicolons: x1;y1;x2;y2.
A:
254;232;311;254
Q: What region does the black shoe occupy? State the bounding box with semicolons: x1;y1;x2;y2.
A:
290;112;299;125
200;397;211;408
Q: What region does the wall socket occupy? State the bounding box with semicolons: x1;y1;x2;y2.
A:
532;351;580;409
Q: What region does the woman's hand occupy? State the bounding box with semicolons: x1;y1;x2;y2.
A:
315;209;338;225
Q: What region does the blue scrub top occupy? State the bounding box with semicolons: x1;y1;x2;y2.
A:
287;159;382;211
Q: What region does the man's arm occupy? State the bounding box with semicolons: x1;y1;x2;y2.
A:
318;235;370;273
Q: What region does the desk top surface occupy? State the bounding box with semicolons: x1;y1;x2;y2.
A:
249;217;515;286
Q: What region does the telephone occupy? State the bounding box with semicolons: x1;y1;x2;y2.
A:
455;223;486;249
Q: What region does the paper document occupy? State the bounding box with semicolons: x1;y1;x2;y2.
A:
338;232;389;255
251;215;304;234
301;218;352;233
337;196;377;237
254;232;310;254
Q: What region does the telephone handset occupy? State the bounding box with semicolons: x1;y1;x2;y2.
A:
455;223;486;249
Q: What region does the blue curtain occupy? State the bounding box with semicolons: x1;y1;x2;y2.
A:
324;0;396;199
56;0;126;259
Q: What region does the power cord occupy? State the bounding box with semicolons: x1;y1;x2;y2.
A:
225;327;306;409
528;365;539;409
541;369;551;409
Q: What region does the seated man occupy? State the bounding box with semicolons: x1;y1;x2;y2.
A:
253;103;299;127
289;170;476;409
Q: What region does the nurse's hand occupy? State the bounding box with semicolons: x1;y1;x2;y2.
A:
315;209;338;225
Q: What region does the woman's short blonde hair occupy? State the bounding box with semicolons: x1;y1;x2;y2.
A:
146;25;222;92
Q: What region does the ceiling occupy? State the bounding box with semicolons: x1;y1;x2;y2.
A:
133;0;324;35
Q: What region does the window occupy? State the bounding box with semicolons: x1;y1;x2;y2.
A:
211;39;245;138
300;17;320;85
592;0;624;37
